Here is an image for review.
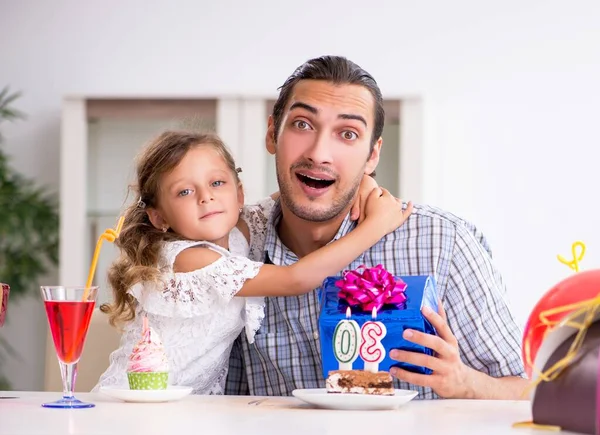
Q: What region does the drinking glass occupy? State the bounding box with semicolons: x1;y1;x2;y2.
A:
40;286;98;408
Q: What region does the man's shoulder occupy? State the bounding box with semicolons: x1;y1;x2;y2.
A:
410;203;478;230
411;203;465;222
384;203;493;255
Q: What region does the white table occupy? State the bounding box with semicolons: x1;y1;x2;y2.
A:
0;391;564;435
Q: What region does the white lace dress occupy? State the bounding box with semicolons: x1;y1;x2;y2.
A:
93;198;274;395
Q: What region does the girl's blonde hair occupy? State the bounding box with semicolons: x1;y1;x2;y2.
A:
100;130;240;327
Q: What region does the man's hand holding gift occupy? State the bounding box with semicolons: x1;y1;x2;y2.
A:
388;302;476;398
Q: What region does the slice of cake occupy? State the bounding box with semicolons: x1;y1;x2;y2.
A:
326;370;394;395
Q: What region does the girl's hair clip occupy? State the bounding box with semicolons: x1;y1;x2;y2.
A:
236;167;242;173
137;198;146;209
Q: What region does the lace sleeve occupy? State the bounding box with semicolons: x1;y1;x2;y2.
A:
242;196;275;261
243;296;265;344
129;256;263;318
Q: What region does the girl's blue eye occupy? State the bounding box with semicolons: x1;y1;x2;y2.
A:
178;189;193;197
212;180;225;187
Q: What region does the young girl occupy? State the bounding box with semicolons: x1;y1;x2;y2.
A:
94;130;413;394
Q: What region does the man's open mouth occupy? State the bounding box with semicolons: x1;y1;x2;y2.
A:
296;173;335;189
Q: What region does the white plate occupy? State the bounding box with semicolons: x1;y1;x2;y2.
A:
292;388;418;410
99;385;193;403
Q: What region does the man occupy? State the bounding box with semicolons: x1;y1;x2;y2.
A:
225;55;527;400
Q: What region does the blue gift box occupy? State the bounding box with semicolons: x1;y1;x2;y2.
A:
318;274;438;378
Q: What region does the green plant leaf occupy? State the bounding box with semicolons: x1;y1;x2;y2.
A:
0;87;58;388
0;88;59;300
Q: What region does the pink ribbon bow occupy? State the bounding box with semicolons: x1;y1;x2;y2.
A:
335;264;408;313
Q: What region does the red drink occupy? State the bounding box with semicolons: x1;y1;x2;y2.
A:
40;286;98;408
44;300;95;364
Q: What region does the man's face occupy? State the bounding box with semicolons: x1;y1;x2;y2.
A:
267;80;381;222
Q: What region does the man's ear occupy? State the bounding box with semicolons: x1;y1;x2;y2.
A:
266;115;276;155
146;208;167;230
364;137;382;175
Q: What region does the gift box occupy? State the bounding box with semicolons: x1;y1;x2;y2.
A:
318;266;438;378
0;283;9;327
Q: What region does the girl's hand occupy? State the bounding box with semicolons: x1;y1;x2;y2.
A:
350;174;379;223
362;187;413;236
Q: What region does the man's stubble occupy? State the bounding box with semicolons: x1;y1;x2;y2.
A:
275;154;363;223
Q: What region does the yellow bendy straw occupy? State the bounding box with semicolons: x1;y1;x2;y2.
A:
83;216;125;300
557;241;586;273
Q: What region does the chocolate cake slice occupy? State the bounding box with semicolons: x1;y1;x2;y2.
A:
326;370;394;395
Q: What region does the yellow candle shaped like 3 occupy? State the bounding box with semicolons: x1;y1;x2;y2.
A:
360;307;387;373
332;307;361;370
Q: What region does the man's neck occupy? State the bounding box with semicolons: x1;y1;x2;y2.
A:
276;203;350;259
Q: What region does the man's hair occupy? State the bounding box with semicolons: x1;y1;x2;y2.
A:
271;55;385;152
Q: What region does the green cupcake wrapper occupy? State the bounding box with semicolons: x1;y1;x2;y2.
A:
127;372;168;390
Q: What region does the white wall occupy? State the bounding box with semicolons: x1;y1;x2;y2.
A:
1;0;599;390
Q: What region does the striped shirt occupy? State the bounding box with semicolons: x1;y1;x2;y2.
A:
225;200;525;399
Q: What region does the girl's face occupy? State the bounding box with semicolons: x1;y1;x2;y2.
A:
147;146;243;248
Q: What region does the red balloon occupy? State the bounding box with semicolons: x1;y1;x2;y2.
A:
522;269;600;378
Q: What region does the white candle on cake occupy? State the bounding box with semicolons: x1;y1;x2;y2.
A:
359;307;387;373
332;307;361;370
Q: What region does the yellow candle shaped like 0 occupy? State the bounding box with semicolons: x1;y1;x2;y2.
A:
360;307;387;373
332;307;361;370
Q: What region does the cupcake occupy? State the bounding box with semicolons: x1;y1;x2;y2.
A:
127;316;169;390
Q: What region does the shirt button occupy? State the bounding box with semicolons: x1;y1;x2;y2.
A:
313;332;319;340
